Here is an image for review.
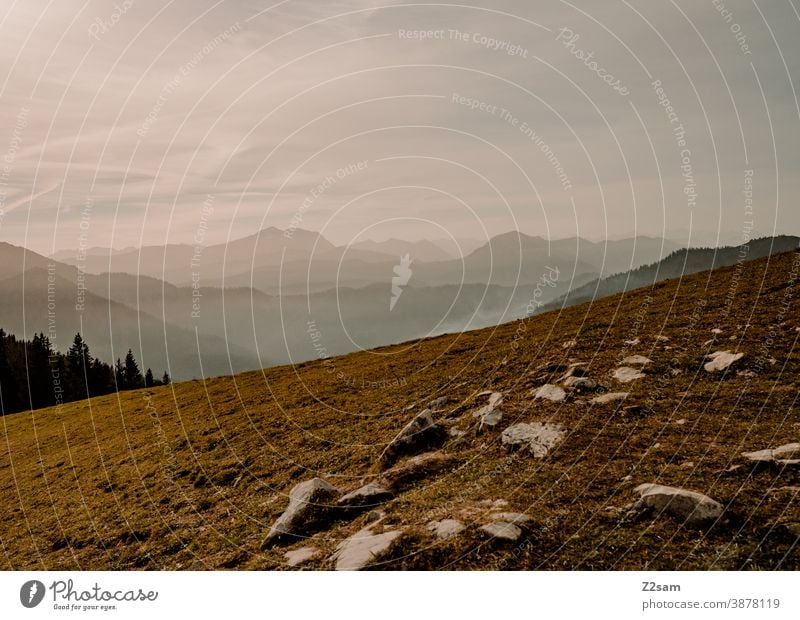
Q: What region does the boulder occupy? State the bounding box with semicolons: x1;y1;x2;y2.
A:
284;546;317;567
741;443;800;467
501;423;565;458
332;524;402;570
477;408;504;433
379;409;446;467
533;384;567;402
480;521;522;542
562;376;598;393
704;350;745;372
337;483;393;509
427;519;465;540
261;478;340;548
489;512;532;526
591;391;630;404
613;367;645;383
631;483;724;527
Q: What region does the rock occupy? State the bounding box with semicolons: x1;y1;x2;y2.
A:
624;338;641;346
379;409;446;467
533;384;567;402
630;483;724;528
477;408;504;433
480;522;522;542
655;335;669;342
737;369;757;378
562;376;598;393
711;328;723;334
741;443;800;467
428;396;449;410
704;350;745;372
501;422;565;458
332;523;402;570
562;340;577;349
591;391;629;404
337;483;393;509
261;478;340;548
557;364;589;381
285;546;317;567
489;512;532;526
380;451;459;491
621;355;653;366
613;367;646;383
675;418;687;425
427;519;465;540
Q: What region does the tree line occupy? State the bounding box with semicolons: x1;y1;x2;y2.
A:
0;328;170;416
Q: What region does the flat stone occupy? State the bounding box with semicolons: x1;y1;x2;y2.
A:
591;391;630;404
501;422;565;458
741;443;800;466
621;355;653;366
613;367;645;383
337;483;393;509
478;408;504;432
557;365;588;382
624;338;641;346
332;525;402;570
533;384;567;402
489;512;532;526
704;350;745;372
632;483;724;528
285;546;317;567
379;409;445;467
562;376;597;393
480;522;522;542
262;478;340;548
427;519;465;540
380;451;458;491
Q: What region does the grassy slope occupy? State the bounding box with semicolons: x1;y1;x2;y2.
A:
0;250;798;570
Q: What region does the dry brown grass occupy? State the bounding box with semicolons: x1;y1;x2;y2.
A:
1;250;798;570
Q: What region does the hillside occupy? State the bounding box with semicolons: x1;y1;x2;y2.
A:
0;250;798;570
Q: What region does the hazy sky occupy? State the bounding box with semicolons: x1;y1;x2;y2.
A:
0;0;798;254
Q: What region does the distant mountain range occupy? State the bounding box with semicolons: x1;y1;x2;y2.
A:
4;228;787;380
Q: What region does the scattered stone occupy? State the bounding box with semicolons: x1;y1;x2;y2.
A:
624;338;641;346
704;350;745;372
675;419;687;425
489;512;532;526
379;409;446;467
621;355;653;366
737;369;757;378
630;483;724;528
331;523;402;570
448;428;466;438
591;391;629;404
380;451;459;491
428;396;449;410
655;335;669;342
285;547;317;567
711;328;723;335
501;423;565;458
562;340;577;349
679;461;696;469
337;483;393;509
741;443;800;467
558;364;589;382
480;522;522;542
262;478;340;548
478;408;504;433
562;376;598;393
613;367;645;383
427;519;465;540
533;384;567;402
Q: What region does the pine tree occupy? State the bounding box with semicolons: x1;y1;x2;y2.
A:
144;368;154;388
161;371;171;386
115;358;125;390
124;349;143;389
66;333;92;399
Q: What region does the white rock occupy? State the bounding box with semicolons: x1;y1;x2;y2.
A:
562;340;577;349
478;408;504;432
632;483;724;527
591;392;630;404
741;443;800;466
562;376;597;392
262;478;340;548
332;524;402;570
337;483;393;508
621;355;653;366
624;338;641;346
704;350;745;372
711;328;723;335
655;335;670;342
480;522;522;542
534;384;567;402
285;547;317;567
613;367;646;383
501;422;565;458
489;512;532;526
379;409;444;466
427;519;465;540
